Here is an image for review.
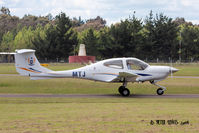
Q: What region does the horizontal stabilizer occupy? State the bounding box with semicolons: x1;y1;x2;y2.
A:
0;52;16;55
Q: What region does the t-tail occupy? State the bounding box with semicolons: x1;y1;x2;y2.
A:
14;49;52;77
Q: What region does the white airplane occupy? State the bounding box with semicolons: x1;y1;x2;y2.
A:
12;49;178;97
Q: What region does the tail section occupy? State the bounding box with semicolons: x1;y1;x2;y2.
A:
14;49;52;76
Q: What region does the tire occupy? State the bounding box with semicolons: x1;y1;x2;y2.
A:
121;88;130;97
157;88;164;95
118;86;125;94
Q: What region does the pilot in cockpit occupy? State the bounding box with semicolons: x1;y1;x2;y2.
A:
127;62;132;70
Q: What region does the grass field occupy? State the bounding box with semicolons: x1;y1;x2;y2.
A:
0;98;199;133
0;63;199;133
0;76;199;94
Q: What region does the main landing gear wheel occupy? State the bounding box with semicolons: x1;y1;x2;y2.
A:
121;88;130;97
118;86;130;97
157;88;164;95
118;86;125;94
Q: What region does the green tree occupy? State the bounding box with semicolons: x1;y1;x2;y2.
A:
143;10;156;60
97;27;113;59
181;24;199;61
0;13;19;43
0;31;15;51
80;28;99;56
154;13;179;60
14;26;34;49
32;13;78;60
54;12;78;59
31;24;49;59
128;14;144;58
144;12;179;61
108;14;144;58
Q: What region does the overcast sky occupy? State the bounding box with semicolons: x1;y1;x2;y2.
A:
0;0;199;25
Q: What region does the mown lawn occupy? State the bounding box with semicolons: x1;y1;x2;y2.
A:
0;76;198;94
0;98;199;133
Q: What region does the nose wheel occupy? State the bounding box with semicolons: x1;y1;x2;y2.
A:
150;81;166;95
118;86;130;97
157;88;164;95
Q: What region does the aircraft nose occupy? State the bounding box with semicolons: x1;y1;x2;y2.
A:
169;67;179;73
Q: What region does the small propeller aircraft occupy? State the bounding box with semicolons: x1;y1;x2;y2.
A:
12;49;178;96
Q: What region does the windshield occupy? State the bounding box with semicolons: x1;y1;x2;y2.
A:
126;59;148;70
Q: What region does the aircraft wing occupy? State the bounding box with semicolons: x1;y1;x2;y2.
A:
110;72;138;82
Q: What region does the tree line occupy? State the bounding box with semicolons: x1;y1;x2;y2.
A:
0;7;199;62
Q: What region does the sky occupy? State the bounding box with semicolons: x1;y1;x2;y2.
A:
0;0;199;25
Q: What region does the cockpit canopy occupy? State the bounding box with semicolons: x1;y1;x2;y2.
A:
103;58;149;70
104;60;123;69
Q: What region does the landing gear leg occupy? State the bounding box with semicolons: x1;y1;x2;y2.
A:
118;82;130;97
150;81;166;95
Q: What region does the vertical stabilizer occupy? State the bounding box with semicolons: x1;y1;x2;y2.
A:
14;49;52;76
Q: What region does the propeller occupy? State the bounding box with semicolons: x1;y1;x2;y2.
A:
170;58;173;78
169;58;179;78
